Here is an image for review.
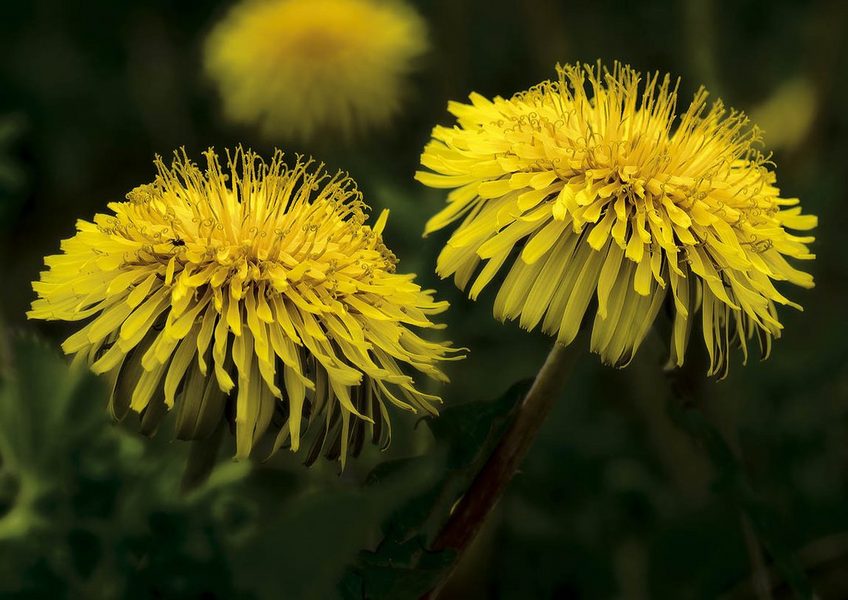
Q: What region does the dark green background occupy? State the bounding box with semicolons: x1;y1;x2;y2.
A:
1;0;847;598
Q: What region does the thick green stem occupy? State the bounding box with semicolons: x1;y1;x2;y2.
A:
426;341;582;597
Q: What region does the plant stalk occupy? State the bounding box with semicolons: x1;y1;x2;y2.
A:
666;352;773;600
426;341;582;597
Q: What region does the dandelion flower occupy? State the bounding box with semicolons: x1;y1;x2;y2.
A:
29;148;459;466
416;62;816;377
204;0;428;141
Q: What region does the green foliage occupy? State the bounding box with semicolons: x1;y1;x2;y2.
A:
339;536;454;600
340;380;532;598
0;335;108;540
0;336;249;599
220;458;446;600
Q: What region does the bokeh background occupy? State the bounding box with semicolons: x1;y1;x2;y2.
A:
1;0;847;598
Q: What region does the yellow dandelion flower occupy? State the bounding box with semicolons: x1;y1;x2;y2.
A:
204;0;428;141
28;148;460;466
416;62;816;377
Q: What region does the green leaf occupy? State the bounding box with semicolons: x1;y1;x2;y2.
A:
220;453;445;600
0;335;107;470
339;379;533;599
0;335;109;540
340;535;455;600
429;379;533;470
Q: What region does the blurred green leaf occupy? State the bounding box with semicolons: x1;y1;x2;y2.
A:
0;334;107;540
0;334;246;598
221;454;445;600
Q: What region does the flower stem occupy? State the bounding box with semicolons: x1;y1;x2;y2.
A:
665;353;773;600
426;341;582;597
701;394;773;600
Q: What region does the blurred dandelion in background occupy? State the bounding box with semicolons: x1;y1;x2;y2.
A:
417;62;817;377
28;148;460;467
751;76;818;152
204;0;428;142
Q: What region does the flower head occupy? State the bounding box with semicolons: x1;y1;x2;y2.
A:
204;0;428;141
417;62;816;377
29;148;459;466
